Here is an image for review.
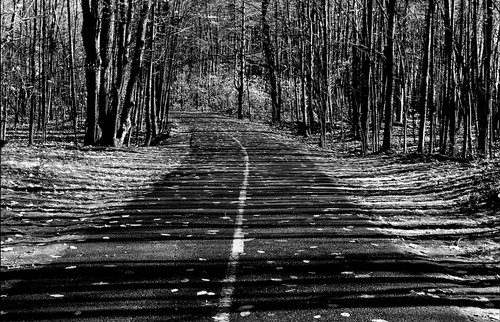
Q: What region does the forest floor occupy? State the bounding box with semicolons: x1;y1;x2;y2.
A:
1;122;191;269
1;116;499;321
272;123;500;321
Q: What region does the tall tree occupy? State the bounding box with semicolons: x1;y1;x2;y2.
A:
67;0;78;145
0;1;5;142
114;0;152;146
478;0;493;156
235;0;246;120
360;0;373;155
81;0;99;145
97;0;115;146
381;0;397;152
441;0;457;156
28;0;38;146
417;0;435;154
262;0;281;124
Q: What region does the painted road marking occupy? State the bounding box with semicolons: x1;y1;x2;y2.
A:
214;136;250;322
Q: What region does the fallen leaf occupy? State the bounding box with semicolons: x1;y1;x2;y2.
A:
213;313;229;321
476;297;490;302
355;273;372;278
341;271;354;275
359;294;375;298
91;282;109;286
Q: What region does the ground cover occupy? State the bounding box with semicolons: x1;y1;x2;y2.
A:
266;123;500;321
1;122;190;270
1;115;499;321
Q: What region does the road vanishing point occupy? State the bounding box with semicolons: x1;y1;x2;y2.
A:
1;113;487;321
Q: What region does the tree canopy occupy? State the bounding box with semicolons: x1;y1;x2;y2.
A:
1;0;499;157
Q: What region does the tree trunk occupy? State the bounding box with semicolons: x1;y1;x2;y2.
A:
262;0;281;125
319;0;330;148
360;0;373;155
381;0;396;152
82;0;100;146
235;0;246;120
477;0;493;156
298;2;309;136
66;0;78;146
442;0;457;156
0;2;4;142
97;0;115;146
28;0;38;146
144;3;156;146
115;0;151;147
417;0;434;154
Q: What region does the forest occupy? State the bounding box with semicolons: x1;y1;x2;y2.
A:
1;1;500;320
0;0;499;157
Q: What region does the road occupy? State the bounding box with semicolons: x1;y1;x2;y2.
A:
1;114;476;321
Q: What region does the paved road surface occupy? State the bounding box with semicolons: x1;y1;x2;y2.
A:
1;114;477;321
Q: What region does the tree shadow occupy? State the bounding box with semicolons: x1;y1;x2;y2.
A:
1;113;498;321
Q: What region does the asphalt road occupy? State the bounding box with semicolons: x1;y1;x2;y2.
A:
1;113;478;321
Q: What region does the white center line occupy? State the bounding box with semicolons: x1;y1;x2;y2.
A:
214;136;249;322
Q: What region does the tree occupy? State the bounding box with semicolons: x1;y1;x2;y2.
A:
262;0;281;124
1;0;497;154
359;0;373;155
417;0;435;154
478;0;493;156
114;0;152;146
381;0;397;152
235;0;246;120
81;0;99;145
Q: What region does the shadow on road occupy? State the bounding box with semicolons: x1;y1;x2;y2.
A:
1;113;496;321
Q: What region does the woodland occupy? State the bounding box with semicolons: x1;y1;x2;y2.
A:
1;1;499;320
0;0;498;157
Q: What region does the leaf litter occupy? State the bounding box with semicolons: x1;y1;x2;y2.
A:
1;123;189;271
3;118;499;320
266;121;500;321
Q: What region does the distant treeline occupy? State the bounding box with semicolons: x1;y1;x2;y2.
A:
0;0;498;157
